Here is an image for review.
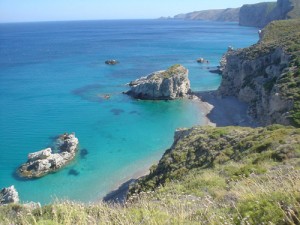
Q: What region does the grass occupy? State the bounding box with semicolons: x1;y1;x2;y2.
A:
1;125;300;224
288;0;300;19
1;168;299;225
152;64;187;80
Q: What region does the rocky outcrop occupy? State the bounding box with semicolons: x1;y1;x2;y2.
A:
218;47;293;125
239;0;296;27
0;186;19;205
217;18;300;126
18;133;79;178
174;8;240;22
126;64;190;100
105;60;119;65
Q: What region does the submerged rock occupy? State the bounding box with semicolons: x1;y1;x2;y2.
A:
0;186;19;205
126;64;190;100
18;133;79;178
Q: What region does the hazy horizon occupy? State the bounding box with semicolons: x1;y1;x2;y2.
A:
1;0;275;23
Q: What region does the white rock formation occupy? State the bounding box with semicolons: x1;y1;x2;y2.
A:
126;64;190;100
18;133;79;178
0;186;19;204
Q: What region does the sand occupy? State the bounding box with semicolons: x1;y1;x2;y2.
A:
103;91;259;203
195;91;259;127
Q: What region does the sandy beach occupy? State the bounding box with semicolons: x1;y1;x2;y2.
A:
103;91;259;203
195;91;259;128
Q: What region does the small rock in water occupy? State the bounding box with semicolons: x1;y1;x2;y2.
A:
105;59;119;65
197;58;209;64
17;133;79;178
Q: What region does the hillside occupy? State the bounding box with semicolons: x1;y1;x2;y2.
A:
171;0;299;27
1;125;300;224
218;19;300;126
239;0;300;27
173;8;240;22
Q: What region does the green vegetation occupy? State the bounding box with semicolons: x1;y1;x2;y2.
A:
0;126;297;224
262;19;300;126
2;126;299;224
153;64;187;79
239;19;300;126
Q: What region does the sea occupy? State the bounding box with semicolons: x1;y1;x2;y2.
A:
0;19;258;204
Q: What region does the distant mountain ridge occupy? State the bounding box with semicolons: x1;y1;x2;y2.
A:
174;8;240;22
171;0;300;27
239;0;300;27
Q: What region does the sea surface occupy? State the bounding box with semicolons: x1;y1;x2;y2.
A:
0;20;258;204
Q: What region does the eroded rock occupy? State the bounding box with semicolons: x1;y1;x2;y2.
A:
0;186;19;205
18;133;79;178
126;64;190;100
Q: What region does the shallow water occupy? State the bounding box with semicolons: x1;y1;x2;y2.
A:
0;19;258;204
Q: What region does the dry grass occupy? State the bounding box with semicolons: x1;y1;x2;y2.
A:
1;164;299;225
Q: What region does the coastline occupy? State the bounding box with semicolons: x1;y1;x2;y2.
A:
195;91;259;128
103;91;258;203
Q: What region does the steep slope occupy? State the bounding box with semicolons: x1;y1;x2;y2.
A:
239;0;299;27
218;19;300;126
1;125;300;224
174;8;240;22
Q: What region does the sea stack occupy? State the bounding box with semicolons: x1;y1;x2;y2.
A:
18;133;79;178
126;64;190;100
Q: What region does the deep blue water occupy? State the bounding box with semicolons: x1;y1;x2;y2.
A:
0;20;258;204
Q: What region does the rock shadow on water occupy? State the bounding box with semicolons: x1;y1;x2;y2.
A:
129;110;141;115
68;169;80;176
80;148;89;159
110;108;125;116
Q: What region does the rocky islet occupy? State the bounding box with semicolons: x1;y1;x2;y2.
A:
17;133;79;178
125;64;191;100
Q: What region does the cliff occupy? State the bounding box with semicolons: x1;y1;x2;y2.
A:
218;19;300;127
239;0;299;27
126;64;190;100
174;8;240;22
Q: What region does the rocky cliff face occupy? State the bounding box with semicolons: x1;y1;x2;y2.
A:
218;19;300;127
126;64;190;100
174;8;240;22
218;47;292;125
239;0;295;27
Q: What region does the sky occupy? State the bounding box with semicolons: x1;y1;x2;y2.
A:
0;0;275;23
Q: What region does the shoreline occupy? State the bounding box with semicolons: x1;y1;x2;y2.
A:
194;91;259;128
103;91;258;203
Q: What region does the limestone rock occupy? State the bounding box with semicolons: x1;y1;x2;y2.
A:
28;148;52;161
217;45;293;126
0;186;19;205
18;133;79;178
126;64;190;100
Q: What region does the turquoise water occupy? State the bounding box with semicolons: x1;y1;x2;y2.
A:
0;20;258;204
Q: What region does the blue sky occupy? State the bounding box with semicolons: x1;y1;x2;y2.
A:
0;0;275;23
